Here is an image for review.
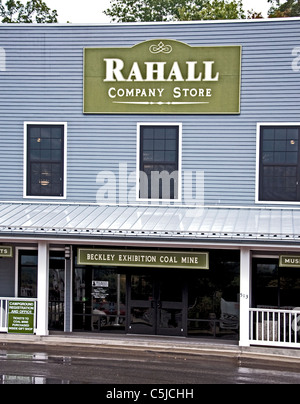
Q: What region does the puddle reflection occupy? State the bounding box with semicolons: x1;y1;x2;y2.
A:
0;351;48;361
0;351;72;384
0;375;70;384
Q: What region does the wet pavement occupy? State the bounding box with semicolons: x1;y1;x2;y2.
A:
0;346;300;385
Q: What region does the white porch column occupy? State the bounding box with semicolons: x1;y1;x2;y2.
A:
36;241;49;336
239;247;251;347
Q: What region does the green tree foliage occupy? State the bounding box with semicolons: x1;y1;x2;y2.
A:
104;0;246;22
0;0;58;23
268;0;300;17
179;0;245;20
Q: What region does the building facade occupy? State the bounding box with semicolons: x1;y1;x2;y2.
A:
0;19;300;347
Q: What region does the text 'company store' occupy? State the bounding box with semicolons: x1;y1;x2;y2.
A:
0;18;300;349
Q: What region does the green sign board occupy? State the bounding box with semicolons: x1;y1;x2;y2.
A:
84;39;241;115
78;248;209;270
0;246;13;258
279;255;300;268
8;301;35;334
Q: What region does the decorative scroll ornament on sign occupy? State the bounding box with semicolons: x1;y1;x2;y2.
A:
149;41;173;54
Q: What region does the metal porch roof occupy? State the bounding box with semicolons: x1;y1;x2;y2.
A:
0;202;299;244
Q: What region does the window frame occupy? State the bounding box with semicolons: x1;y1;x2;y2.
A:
15;246;65;295
24;122;67;200
17;249;38;299
256;123;300;205
136;123;182;203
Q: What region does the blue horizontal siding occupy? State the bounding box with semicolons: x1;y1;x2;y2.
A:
0;20;299;205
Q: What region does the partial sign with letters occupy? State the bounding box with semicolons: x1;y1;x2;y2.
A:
279;255;300;268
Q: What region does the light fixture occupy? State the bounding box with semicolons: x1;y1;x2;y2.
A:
65;246;71;260
39;180;50;186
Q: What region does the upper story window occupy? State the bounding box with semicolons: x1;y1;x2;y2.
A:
138;124;181;201
25;123;66;198
258;125;300;203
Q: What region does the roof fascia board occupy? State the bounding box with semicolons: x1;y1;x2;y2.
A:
0;17;299;28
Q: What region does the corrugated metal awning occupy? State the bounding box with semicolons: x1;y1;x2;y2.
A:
0;202;300;244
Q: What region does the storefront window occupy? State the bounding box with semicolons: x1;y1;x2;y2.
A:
72;248;244;339
73;262;126;333
18;250;66;330
280;267;300;308
252;260;279;308
253;258;300;309
18;251;38;298
187;251;240;339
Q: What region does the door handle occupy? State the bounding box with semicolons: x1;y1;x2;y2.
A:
150;300;162;309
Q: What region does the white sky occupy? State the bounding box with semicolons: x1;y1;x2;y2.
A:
45;0;274;24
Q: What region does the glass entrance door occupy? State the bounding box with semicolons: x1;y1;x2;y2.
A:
49;252;65;330
157;275;186;336
128;274;156;334
127;272;187;337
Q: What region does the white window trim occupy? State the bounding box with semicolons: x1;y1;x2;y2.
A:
136;122;182;203
256;122;300;205
23;122;67;200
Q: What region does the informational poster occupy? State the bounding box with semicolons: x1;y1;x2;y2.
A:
8;301;35;334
